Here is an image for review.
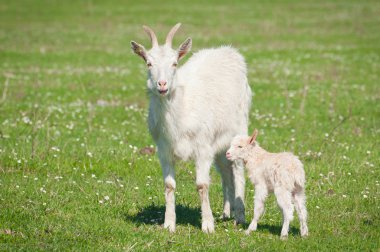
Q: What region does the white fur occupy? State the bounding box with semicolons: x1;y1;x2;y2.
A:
132;25;252;233
226;134;309;239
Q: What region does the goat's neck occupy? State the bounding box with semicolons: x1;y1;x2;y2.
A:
148;74;184;126
245;146;268;166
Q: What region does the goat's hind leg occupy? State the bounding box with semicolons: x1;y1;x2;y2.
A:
293;189;308;237
275;187;294;240
233;159;246;225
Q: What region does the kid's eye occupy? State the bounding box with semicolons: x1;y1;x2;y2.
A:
238;146;243;148
172;62;178;67
147;62;152;67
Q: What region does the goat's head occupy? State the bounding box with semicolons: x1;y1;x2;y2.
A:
131;23;192;97
226;129;259;161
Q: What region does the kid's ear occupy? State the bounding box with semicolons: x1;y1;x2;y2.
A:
249;129;258;145
131;41;147;62
177;37;192;60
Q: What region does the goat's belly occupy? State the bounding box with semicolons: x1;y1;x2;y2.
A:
172;137;194;161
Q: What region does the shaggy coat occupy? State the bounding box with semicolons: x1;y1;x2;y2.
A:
132;23;252;233
226;130;308;239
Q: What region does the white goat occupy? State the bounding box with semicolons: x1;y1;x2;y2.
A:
226;129;308;239
131;23;252;233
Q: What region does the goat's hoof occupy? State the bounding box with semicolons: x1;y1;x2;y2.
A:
202;219;215;233
301;228;309;237
280;235;288;241
220;212;231;220
244;229;252;235
163;220;176;233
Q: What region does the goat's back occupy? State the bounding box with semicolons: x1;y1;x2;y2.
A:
177;46;251;136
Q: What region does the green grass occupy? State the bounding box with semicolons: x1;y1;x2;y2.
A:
0;0;379;250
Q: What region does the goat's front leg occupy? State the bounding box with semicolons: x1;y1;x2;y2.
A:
196;155;214;233
159;152;176;232
245;185;268;235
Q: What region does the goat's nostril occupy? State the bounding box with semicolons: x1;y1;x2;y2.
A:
158;80;167;87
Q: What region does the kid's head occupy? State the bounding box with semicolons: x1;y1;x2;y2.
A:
226;129;258;161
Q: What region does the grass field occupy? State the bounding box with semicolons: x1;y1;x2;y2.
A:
0;0;379;250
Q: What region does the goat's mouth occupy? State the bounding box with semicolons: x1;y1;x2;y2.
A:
158;89;168;95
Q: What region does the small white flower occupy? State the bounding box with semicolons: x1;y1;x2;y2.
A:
316;206;320;209
104;196;110;201
134;187;139;190
91;174;96;178
363;195;368;199
342;194;347;198
325;133;329;138
99;200;104;204
51;146;60;152
87;152;93;158
366;150;371;155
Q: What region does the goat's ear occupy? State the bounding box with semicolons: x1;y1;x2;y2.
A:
177;37;192;60
131;41;147;62
249;129;258;145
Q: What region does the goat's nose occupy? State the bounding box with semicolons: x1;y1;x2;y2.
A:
226;151;230;156
158;80;167;87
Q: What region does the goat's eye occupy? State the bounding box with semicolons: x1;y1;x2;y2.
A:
238;146;243;148
147;62;152;67
172;62;178;67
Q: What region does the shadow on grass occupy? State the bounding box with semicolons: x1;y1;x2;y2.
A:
247;223;300;237
124;204;201;228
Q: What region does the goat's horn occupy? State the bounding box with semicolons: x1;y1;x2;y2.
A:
165;23;181;48
143;25;158;48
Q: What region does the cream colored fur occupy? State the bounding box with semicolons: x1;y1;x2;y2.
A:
226;131;308;239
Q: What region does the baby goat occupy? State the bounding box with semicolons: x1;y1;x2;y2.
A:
226;129;308;239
